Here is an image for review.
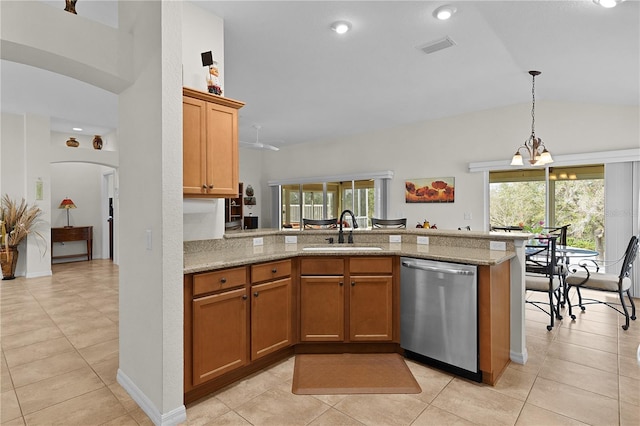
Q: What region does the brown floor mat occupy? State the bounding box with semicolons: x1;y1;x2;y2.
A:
291;353;422;395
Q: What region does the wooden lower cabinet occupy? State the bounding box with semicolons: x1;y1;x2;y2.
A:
300;256;395;343
185;254;510;401
191;287;248;386
300;276;345;341
478;261;511;385
349;275;393;341
251;277;292;359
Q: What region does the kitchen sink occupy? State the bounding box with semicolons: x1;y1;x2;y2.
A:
302;246;383;251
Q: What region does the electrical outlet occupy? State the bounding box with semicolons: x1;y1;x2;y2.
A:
253;237;264;246
489;241;506;251
285;235;297;244
389;235;402;243
417;236;429;245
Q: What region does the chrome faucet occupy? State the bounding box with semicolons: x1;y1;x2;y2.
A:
338;209;358;243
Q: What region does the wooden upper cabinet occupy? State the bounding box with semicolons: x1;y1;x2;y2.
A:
183;88;244;198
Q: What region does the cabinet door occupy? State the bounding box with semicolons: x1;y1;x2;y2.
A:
192;288;248;386
300;276;344;341
183;96;208;195
251;278;292;360
205;102;238;196
349;275;393;341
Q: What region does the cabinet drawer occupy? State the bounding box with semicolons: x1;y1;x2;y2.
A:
193;267;248;296
300;257;344;275
251;259;291;284
349;256;393;274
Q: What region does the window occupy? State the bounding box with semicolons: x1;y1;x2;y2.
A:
279;179;378;229
490;165;604;252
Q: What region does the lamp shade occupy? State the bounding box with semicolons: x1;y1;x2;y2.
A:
59;198;76;209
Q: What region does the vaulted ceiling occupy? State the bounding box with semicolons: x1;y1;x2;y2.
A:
2;1;638;148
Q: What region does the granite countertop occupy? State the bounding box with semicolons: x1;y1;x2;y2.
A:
183;241;516;274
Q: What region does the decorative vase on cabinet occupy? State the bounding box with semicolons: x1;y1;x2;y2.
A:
92;135;103;150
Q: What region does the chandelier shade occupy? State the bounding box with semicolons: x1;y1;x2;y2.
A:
511;70;553;167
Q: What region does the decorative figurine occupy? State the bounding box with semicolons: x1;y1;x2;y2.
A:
65;0;77;14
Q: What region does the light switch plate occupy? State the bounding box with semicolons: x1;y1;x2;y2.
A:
253;237;264;246
417;236;429;245
389;235;402;243
490;241;506;251
285;235;297;244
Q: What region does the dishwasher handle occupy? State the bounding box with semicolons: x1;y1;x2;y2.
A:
401;260;475;276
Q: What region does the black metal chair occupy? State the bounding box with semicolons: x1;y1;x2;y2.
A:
566;235;639;330
544;224;570;246
525;236;563;331
371;218;407;229
302;218;338;229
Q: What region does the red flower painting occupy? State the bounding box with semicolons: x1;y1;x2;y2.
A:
405;177;455;203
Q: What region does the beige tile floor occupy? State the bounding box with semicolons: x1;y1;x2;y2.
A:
1;260;639;425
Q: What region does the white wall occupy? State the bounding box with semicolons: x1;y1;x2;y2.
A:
1;112;52;278
239;148;263;226
117;1;184;423
2;1;184;423
258;101;640;231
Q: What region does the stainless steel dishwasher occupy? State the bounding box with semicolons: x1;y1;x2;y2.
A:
400;257;481;382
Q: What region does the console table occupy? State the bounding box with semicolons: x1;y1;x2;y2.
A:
51;226;93;262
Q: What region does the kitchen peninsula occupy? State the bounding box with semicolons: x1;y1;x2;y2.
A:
183;228;529;403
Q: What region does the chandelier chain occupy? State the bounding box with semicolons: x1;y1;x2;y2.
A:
530;73;536;138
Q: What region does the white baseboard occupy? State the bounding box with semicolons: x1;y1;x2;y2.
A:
510;348;528;365
25;270;52;278
116;369;186;426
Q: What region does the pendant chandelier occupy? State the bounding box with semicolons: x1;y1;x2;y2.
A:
511;70;553;167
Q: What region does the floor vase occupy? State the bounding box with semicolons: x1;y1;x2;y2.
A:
1;246;18;280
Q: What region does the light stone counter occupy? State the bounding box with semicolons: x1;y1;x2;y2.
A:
184;228;525;274
183;228;530;368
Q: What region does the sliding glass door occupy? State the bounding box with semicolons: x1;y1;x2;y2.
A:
490;164;604;253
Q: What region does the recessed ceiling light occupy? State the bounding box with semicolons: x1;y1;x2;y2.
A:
73;127;83;131
330;21;352;34
593;0;625;7
433;5;457;20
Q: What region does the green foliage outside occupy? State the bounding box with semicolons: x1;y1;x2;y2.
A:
490;179;604;252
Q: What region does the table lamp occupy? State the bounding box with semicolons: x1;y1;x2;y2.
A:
59;198;76;228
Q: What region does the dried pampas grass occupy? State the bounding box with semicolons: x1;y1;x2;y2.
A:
1;194;45;252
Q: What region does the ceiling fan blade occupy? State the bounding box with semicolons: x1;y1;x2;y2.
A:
239;141;280;151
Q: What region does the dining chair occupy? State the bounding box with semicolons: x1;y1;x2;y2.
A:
225;219;242;231
302;218;338;229
525;236;562;331
371;218;407;229
544;224;570;246
566;234;639;330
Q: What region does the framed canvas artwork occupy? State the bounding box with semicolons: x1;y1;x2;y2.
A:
405;177;455;203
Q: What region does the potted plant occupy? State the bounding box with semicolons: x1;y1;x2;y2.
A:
0;194;44;280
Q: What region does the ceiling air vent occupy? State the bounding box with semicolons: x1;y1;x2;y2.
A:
417;36;456;55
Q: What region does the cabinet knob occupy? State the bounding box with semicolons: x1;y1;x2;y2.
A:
339;281;344;286
254;292;259;297
220;277;227;284
202;184;207;189
351;282;356;286
242;295;247;300
208;185;214;189
271;268;277;273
